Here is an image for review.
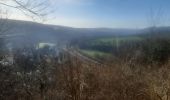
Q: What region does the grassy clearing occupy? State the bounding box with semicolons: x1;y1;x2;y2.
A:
80;49;111;58
78;36;143;59
91;36;143;46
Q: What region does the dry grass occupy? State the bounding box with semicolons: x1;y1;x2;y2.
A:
51;55;170;100
0;49;170;100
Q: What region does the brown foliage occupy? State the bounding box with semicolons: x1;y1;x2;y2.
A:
0;47;170;100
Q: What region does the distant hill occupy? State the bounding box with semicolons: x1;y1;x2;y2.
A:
0;19;169;47
138;27;170;38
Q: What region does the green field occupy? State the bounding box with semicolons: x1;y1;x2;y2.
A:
80;49;111;58
97;36;142;42
79;36;143;58
91;36;143;46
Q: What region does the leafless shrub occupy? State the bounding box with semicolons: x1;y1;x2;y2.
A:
0;44;170;100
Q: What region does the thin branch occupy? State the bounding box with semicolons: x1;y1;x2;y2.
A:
0;0;49;19
0;2;18;8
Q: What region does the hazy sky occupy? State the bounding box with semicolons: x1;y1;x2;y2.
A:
7;0;170;28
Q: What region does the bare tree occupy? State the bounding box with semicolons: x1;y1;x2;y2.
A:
148;7;164;28
0;0;51;20
147;6;164;37
0;0;52;55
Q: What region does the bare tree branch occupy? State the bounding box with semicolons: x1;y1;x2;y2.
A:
0;0;51;19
